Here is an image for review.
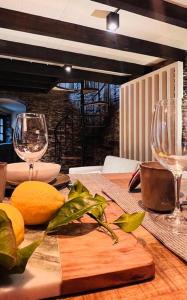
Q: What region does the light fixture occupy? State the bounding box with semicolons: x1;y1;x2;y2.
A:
106;9;120;32
64;64;72;72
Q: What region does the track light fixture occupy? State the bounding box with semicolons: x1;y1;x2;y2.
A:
64;64;72;72
106;9;120;32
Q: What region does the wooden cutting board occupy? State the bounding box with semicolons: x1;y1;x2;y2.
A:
0;201;154;299
58;200;155;296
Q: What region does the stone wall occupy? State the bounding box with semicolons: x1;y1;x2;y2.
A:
0;86;119;172
97;86;120;163
0;90;81;172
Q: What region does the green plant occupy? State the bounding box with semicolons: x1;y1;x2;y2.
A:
0;210;41;274
47;180;145;244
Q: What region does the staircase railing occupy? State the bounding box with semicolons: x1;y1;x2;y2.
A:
83;83;110;128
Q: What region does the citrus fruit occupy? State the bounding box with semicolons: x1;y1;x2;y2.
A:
11;181;65;225
0;203;24;245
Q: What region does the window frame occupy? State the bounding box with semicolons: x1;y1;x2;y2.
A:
0;114;11;144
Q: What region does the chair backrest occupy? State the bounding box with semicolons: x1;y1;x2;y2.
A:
69;165;102;174
102;156;139;173
69;156;139;174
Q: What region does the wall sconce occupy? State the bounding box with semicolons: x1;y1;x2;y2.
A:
106;9;120;32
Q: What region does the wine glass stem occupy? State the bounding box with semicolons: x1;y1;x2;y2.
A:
29;163;34;181
173;174;182;214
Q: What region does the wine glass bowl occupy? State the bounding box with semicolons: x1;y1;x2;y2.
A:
151;98;187;233
13;113;48;180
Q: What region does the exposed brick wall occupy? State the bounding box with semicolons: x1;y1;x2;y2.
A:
94;85;120;164
0;86;119;172
0;90;81;172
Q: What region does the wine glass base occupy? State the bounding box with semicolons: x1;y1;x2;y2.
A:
153;213;187;234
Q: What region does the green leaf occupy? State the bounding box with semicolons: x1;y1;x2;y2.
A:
0;210;17;270
10;239;42;274
68;180;91;200
113;212;145;233
0;209;41;274
46;196;100;233
89;194;108;220
94;194;108;205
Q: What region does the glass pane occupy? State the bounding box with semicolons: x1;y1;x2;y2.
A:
0;133;3;141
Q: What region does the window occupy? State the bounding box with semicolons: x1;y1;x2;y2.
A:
0;114;12;143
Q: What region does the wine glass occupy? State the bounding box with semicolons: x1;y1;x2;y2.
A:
151;98;187;233
13;113;48;180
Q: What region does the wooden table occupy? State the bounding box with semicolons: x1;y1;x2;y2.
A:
64;173;187;300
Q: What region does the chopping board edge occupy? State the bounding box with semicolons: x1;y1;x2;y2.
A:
61;261;155;296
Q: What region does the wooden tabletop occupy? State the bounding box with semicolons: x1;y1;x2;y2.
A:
64;173;187;300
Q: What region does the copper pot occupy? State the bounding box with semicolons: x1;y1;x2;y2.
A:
140;161;175;212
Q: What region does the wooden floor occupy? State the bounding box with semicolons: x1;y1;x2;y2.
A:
64;173;187;300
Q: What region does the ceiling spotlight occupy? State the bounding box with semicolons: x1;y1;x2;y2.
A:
106;10;119;32
64;64;72;72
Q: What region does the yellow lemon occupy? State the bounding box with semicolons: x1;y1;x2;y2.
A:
0;203;24;245
11;181;65;225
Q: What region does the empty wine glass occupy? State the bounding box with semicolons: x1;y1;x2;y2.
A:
151;98;187;233
13;113;48;180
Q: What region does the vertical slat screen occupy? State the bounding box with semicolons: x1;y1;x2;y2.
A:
119;88;124;157
120;61;183;162
138;80;143;161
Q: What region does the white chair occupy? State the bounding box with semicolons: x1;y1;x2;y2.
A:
69;155;139;174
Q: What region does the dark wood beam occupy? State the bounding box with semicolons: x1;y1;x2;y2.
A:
0;79;51;90
0;71;58;84
0;58;63;78
0;40;148;75
128;59;175;80
92;0;187;29
54;69;127;84
150;59;176;71
0;58;128;84
45;79;60;93
0;8;185;61
0;86;49;93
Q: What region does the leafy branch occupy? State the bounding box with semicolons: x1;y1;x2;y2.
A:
47;180;145;244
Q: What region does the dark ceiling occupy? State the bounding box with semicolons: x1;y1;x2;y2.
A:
0;0;186;93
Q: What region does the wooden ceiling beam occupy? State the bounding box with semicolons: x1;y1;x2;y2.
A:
0;8;185;61
150;58;176;71
0;71;58;84
0;58;64;78
0;79;51;90
0;58;128;84
92;0;187;29
52;69;128;84
0;86;49;93
0;40;148;75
